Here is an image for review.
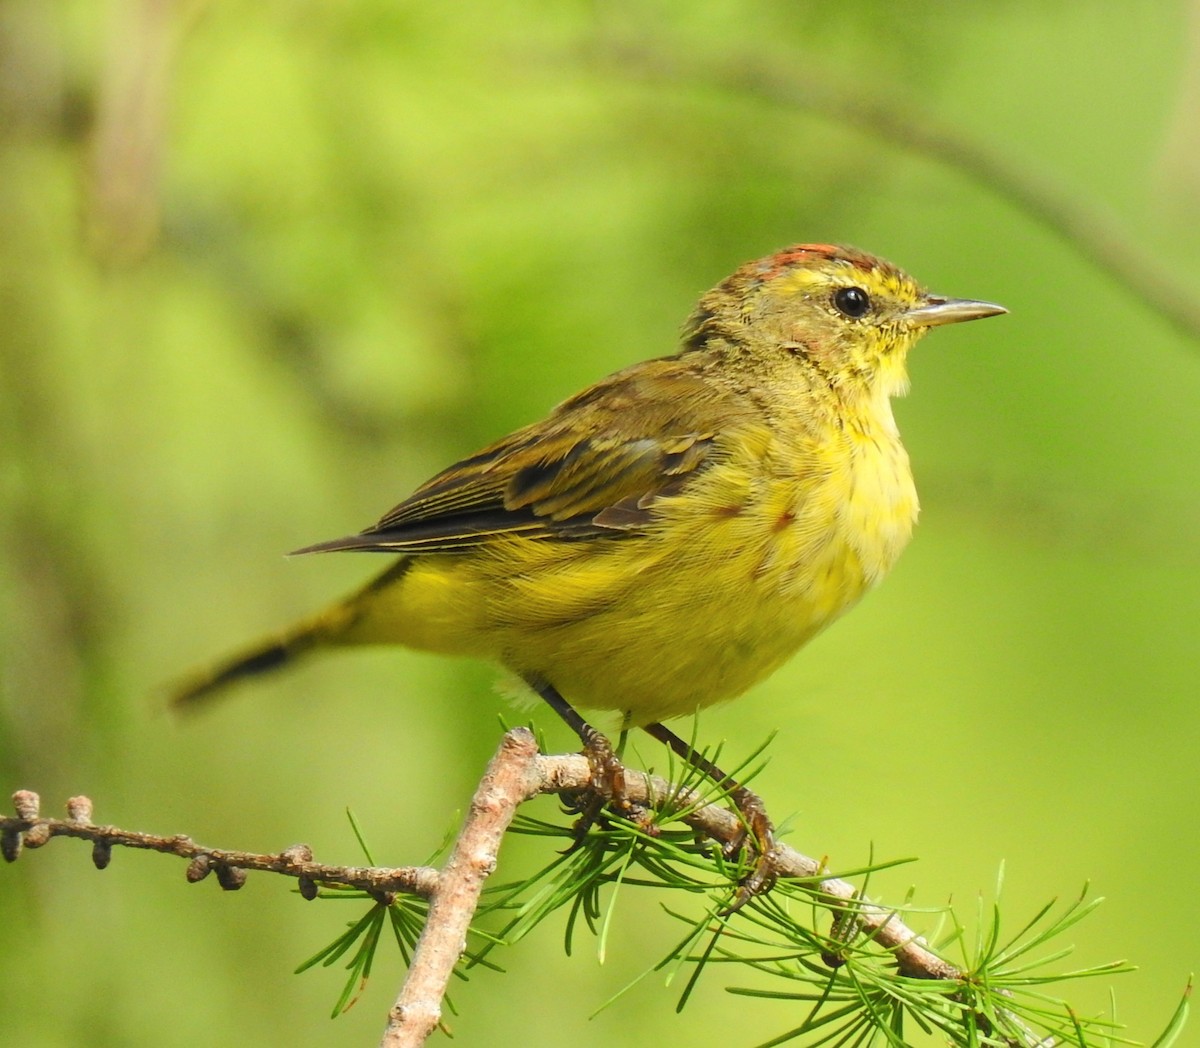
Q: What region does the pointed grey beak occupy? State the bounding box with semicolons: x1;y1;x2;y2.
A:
906;297;1007;328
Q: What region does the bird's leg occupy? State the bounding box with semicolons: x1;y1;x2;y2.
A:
643;721;779;909
530;680;640;837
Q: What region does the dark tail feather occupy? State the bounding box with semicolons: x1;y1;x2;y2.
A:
169;623;323;712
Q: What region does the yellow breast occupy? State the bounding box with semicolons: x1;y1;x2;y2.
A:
836;392;919;588
346;398;917;725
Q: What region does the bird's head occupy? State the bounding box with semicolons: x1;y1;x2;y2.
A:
684;243;1006;400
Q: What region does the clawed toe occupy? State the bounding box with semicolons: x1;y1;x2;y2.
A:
721;785;779;913
560;729;656;848
582;729;627;803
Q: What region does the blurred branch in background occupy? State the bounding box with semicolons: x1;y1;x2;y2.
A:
86;0;201;265
586;37;1200;345
76;7;1200;342
0;2;121;767
1157;0;1200;218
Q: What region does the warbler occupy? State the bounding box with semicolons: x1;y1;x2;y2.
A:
171;244;1004;865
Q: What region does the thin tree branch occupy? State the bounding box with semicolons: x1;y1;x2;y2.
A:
4;728;962;1048
0;789;439;898
532;751;958;980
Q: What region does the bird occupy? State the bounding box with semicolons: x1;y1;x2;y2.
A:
170;243;1005;895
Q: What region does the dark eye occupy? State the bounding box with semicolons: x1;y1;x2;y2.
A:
833;286;871;318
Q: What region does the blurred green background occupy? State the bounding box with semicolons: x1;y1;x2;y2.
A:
2;2;1198;1045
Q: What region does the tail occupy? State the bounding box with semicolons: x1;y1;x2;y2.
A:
168;559;415;712
168;609;348;712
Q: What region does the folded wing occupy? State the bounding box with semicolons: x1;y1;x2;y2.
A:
293;360;730;555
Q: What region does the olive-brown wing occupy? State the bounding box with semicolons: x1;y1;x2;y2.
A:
293;360;733;555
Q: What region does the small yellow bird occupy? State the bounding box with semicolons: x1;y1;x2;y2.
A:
172;244;1004;879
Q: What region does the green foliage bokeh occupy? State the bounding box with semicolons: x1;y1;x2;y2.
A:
1;2;1198;1045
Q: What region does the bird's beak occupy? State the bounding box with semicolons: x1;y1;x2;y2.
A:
905;297;1007;328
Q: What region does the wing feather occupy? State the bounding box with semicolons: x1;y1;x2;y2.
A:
293;359;740;556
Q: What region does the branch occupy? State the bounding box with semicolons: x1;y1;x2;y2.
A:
532;751;958;980
1;789;439;899
4;727;961;1048
380;728;539;1046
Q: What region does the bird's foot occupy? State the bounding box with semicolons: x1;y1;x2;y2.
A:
560;728;655;847
721;785;780;913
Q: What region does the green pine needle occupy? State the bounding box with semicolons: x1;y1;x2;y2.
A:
281;735;1183;1047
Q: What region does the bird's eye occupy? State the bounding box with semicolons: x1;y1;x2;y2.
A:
833;286;871;319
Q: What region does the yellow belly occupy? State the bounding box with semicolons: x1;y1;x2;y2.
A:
344;418;917;725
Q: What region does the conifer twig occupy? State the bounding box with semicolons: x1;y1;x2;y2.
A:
5;728;967;1047
0;789;439;898
531;750;959;980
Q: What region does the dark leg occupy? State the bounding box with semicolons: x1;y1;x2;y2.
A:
643;721;779;907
